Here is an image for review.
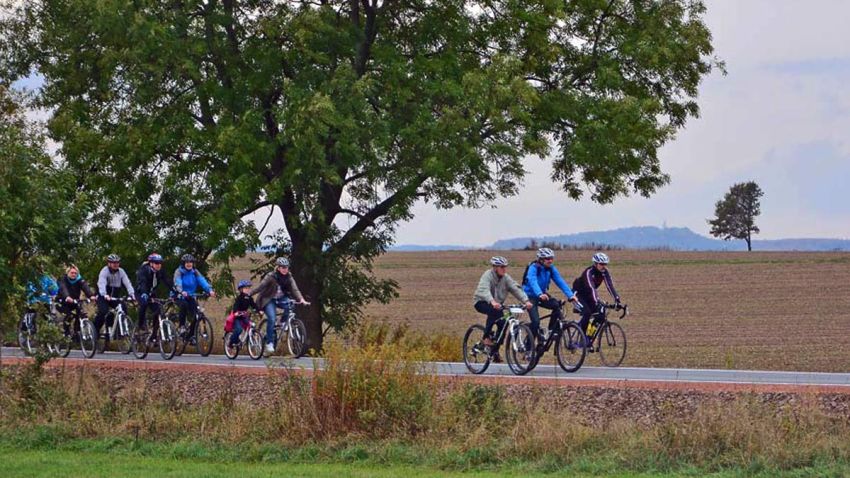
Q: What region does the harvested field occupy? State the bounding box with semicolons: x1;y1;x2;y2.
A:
87;251;850;373
361;250;850;372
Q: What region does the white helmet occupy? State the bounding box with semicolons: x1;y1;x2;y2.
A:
592;252;610;264
536;248;554;260
490;256;508;266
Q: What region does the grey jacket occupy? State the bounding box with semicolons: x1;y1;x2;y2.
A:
473;269;528;305
97;266;135;297
250;271;304;309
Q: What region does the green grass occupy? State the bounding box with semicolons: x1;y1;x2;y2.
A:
1;433;849;478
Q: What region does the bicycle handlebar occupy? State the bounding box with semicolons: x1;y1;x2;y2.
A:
599;301;629;319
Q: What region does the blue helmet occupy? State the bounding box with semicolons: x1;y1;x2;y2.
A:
237;279;252;289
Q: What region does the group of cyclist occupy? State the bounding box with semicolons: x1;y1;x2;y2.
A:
24;254;309;355
473;248;620;362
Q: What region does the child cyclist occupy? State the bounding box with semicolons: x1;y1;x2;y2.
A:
225;279;261;355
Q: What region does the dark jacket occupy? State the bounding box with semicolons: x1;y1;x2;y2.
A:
572;266;619;308
135;263;174;296
232;292;260;314
57;275;94;301
251;271;304;309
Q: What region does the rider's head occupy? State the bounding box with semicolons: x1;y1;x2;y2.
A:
592;252;609;270
489;256;508;277
181;254;195;269
536;247;555;266
237;279;252;293
67;265;79;280
106;254;121;271
275;257;290;273
148;253;164;270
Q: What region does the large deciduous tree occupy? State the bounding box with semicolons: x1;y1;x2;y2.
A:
708;181;764;251
0;0;720;351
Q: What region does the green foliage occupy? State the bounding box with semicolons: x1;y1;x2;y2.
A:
0;85;86;335
1;1;720;349
708;181;764;251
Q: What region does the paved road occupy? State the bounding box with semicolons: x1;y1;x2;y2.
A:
3;347;849;387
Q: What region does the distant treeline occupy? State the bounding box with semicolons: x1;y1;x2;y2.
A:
520;239;672;252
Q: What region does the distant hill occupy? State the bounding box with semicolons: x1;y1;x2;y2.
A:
390;244;474;251
491;226;850;251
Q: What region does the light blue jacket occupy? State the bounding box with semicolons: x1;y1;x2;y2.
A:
173;266;212;296
27;275;59;305
522;262;576;300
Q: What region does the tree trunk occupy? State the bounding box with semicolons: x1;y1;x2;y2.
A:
746;231;752;251
289;239;325;354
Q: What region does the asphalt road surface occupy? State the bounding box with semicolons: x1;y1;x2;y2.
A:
4;346;849;388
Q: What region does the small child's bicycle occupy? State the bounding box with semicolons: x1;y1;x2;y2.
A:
224;311;264;360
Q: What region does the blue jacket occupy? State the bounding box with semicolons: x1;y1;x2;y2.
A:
27;275;59;305
522;262;576;300
173;266;212;296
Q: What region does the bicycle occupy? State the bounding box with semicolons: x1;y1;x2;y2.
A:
584;301;629;367
223;311;264;360
462;304;536;375
51;298;98;358
170;293;214;357
526;300;588;373
17;307;41;356
95;297;135;355
131;297;178;360
257;299;308;358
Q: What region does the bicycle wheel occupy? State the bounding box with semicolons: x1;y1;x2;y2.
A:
131;324;150;359
506;323;536;376
17;316;37;356
287;318;307;358
223;332;239;359
116;314;133;354
462;324;491;374
79;319;97;359
247;329;264;360
158;319;177;360
196;316;214;357
169;311;187;357
556;322;587;373
256;318;273;355
597;322;627;367
55;324;72;358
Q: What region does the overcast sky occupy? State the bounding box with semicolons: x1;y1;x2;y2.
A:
14;1;850;246
392;0;850;246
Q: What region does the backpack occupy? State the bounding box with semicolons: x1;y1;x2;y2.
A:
521;261;536;286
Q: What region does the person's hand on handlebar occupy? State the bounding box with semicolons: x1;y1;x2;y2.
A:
524;301;533;310
65;296;74;303
539;293;549;301
297;299;311;306
490;300;502;310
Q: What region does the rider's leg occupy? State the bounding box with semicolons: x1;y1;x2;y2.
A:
527;296;542;340
185;296;199;335
136;294;149;330
230;318;244;346
575;296;593;333
541;298;562;332
94;296;110;333
474;301;502;344
263;301;277;346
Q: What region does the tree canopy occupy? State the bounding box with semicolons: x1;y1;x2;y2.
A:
0;0;720;350
708;181;764;251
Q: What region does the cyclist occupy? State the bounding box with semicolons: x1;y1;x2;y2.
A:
173;254;215;339
251;257;310;354
95;254;135;336
56;265;96;334
135;253;174;332
522;248;581;347
225;279;261;356
572;252;621;342
473;256;532;363
23;270;59;333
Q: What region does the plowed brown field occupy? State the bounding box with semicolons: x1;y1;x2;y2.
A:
210;251;850;372
359;250;850;372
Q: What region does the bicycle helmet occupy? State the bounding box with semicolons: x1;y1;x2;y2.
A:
490;256;509;266
536;247;555;260
592;252;609;264
106;254;121;263
147;253;163;264
237;279;252;289
275;257;290;267
181;253;195;263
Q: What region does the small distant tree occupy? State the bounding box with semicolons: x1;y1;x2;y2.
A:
708;181;764;251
